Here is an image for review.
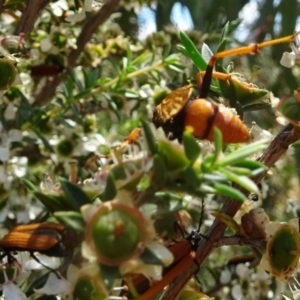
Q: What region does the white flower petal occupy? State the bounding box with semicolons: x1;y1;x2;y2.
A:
146;242;174;267
3;282;26;300
25;254;61;271
34;272;72;295
4;102;16;120
80;204;98;222
236;263;249;280
8;129;22;142
280;52;296;68
84;0;94;11
220;269;231;284
65;10;86;23
66;264;80;285
119;258;163;281
0;146;10;162
231;284;243;300
40;38;53;52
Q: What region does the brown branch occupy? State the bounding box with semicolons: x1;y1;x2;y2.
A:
213;236;266;249
33;0;121;107
0;0;5;15
161;123;300;299
14;0;51;39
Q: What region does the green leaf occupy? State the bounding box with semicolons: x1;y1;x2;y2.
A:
220;168;259;194
101;172;117;201
151;154;167;188
141;120;158;155
99;263;120;291
182;132;201;163
184;166;201;189
54;211;85;232
220;21;230;43
179;31;207;71
22;178;38;192
158;140;189;171
215;140;268;167
61;179;91;211
232;159;266;170
213;183;247;202
34;191;70;212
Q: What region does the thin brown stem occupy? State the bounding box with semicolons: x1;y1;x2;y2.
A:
161;124;300;299
213;236;266;249
14;0;51;38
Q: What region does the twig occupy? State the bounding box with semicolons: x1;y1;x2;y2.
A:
161;124;300;299
33;0;121;107
14;0;51;38
213;236;266;249
0;0;5;15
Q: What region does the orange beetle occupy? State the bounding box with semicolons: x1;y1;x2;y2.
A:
0;222;65;276
153;32;299;143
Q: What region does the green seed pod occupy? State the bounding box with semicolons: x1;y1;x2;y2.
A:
56;139;74;157
85;202;146;266
0;59;17;90
262;220;300;281
73;276;106;300
276;89;300;125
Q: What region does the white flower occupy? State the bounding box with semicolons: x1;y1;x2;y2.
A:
34;272;72;295
4;102;16;120
3;282;26;300
280;35;300;68
250;122;273;142
65;0;101;23
40;37;53;52
220;269;231;284
236;263;250;280
231;284;243;300
283;276;300;300
280;52;297;68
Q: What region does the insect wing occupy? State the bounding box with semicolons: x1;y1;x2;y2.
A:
153;85;193;126
11;222;65;233
0;231;59;252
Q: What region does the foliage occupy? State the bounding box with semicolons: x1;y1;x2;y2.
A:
0;1;299;300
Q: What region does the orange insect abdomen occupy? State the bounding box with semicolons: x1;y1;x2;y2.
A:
185;99;250;143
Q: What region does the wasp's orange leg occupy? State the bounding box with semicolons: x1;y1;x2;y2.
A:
200;32;300;98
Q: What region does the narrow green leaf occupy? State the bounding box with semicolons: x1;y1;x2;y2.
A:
213;183;247;202
141;120;158;155
152;155;167;188
99;263;120;291
101;172;117;201
220;21;230;43
54;211;85;232
179;31;207;71
126;43;132;63
227;166;252;176
61;179;92;211
233;159;266;170
183;132;201;163
184;166;201;189
220;168;259;194
22;178;38;192
34;191;70;212
215;140;268;167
